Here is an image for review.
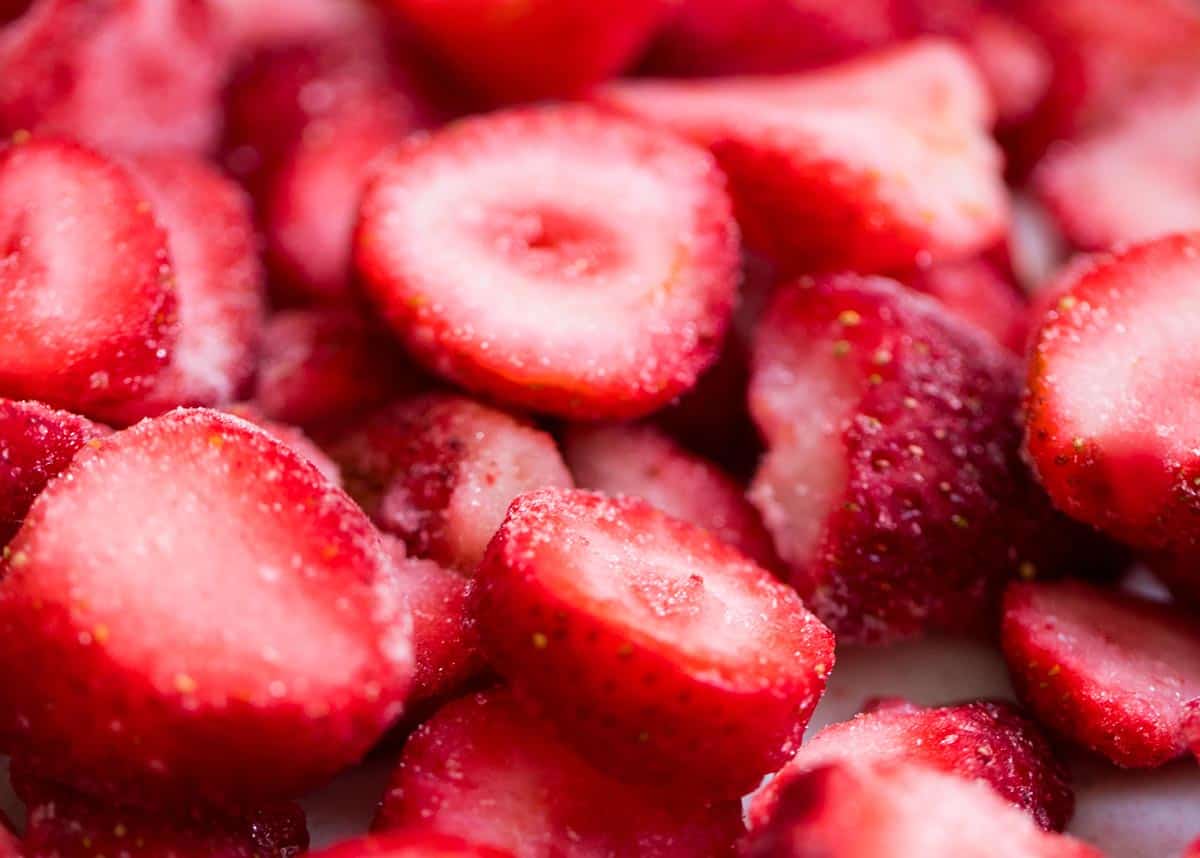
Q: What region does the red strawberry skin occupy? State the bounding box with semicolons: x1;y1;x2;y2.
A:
473;488;834;798
312;833;512;858
900;255;1029;354
374;689;743;857
0;408;412;806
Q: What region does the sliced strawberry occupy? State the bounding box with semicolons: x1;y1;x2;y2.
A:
1002;580;1200;767
598;40;1008;276
0;136;177;416
748;700;1073;831
331;393;572;574
356;104;739;420
223;403;342;486
312;833;512;858
0;408;412;805
374;689;743;855
1025;232;1200;551
474;488;834;797
900;255;1029;354
562;422;780;571
211;0;374;58
0;0;227;153
744;761;1101;858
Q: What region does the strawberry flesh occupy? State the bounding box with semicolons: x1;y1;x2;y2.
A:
312;833;512;858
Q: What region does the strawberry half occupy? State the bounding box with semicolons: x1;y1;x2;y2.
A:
900;255;1029;354
1002;580;1200;768
374;689;744;856
474;488;834;798
597;39;1008;276
0;408;412;805
748;700;1073;831
223;403;342;487
312;833;512;858
0;136;176;416
332;394;572;574
356;104;739;420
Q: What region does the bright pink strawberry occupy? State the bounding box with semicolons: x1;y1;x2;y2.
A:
223;403;342;486
374;689;743;856
356;104;739;420
313;833;512;858
0;408;412;805
748;700;1073;831
331;394;572;574
0;0;227;153
0;136;177;416
474;488;834;798
1002;580;1200;768
901;255;1029;354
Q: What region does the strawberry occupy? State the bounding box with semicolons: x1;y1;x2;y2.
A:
223;403;342;486
0;1;28;24
900;255;1029;354
312;833;512;858
473;488;834;798
0;136;177;416
562;423;780;571
1025;232;1200;551
331;394;572;574
598;40;1008;277
211;0;374;59
0;0;227;154
1185;840;1200;858
0;826;14;858
356;104;739;420
0;408;412;805
1002;580;1200;768
374;689;744;856
743;761;1102;858
1184;698;1200;761
748;700;1074;831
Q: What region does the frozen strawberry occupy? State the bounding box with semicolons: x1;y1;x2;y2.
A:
211;0;374;59
1002;580;1200;768
0;136;177;416
331;394;572;574
312;833;511;858
1184;697;1200;760
1025;232;1200;551
474;488;834;797
562;423;780;571
955;9;1051;131
223;403;341;486
374;689;743;855
744;761;1101;858
0;0;227;153
901;255;1029;354
598;40;1008;276
748;700;1073;831
356;105;739;420
0;408;412;805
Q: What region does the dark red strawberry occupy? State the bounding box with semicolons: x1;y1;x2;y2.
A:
0;408;412;806
748;700;1073;831
474;488;834;798
901;255;1029;354
356;104;739;420
0;825;14;858
1184;697;1200;761
313;833;512;858
1002;580;1200;768
0;136;177;416
374;689;743;856
223;403;342;486
331;394;572;574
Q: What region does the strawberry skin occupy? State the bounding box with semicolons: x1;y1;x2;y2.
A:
473;488;834;798
900;255;1029;354
312;833;512;858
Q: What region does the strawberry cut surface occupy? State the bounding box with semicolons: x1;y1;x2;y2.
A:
313;833;512;858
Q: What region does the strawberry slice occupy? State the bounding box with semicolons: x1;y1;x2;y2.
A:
312;833;512;858
597;40;1008;276
901;255;1029;354
0;408;412;805
0;0;227;153
562;422;780;571
744;761;1102;858
356;104;739;420
223;403;342;486
1002;580;1200;768
331;394;573;574
748;700;1073;831
0;136;177;416
374;689;744;855
474;488;834;797
1025;232;1200;551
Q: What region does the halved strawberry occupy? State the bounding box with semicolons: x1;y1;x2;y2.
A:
748;700;1073;831
1025;232;1200;551
0;0;227;153
0;136;177;416
331;394;572;574
562;422;780;571
597;40;1008;276
312;833;512;858
900;255;1029;354
211;0;374;59
0;408;412;805
1002;580;1200;768
743;761;1101;858
356;104;739;420
374;689;744;855
474;488;834;798
223;403;342;486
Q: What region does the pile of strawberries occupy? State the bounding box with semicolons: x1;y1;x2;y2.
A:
0;0;1199;855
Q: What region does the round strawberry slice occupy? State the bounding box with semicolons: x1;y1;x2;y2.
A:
356;105;739;420
0;408;412;805
474;488;835;798
312;833;512;858
0;136;177;416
